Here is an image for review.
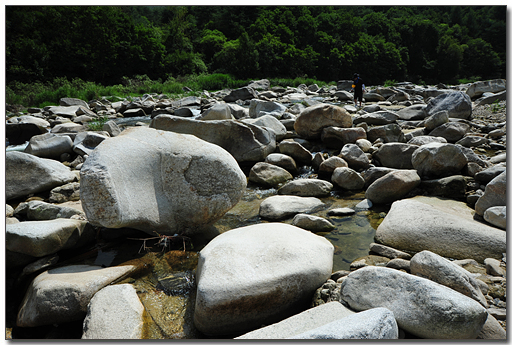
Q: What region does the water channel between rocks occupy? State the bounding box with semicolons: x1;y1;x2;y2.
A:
76;177;390;339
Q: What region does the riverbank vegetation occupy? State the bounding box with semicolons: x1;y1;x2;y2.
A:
6;6;506;106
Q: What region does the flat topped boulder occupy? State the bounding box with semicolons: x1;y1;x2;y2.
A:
259;195;325;220
194;223;334;336
150;115;276;162
294;103;352;139
6;151;77;201
375;197;506;262
340;266;487;339
80;126;246;236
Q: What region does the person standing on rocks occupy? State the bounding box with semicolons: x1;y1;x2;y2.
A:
352;73;366;108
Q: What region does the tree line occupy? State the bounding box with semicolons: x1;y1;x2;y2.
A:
6;5;506;87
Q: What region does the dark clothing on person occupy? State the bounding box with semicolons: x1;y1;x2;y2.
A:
353;76;364;102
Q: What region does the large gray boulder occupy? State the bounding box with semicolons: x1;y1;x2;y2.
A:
365;170;421;204
484;206;506;230
198;103;233;121
410;250;488;307
223;86;258;102
6;218;92;258
424;110;449;130
340;266;487;339
82;284;145;339
236;301;356;339
475;171;506;216
242;114;287;140
17;264;136;327
294;103;352;139
352;110;398;125
278;140;313;165
80;127;246;236
321;127;366;149
372;143;418;169
23;200;85;220
278;179;333;197
396;104;428;121
248;99;287;119
24;132;74;159
292;214;335;233
289;307;398;340
411;142;467;178
366;123;405;143
150;115;276;162
424;91;472;119
265;153;298;175
375;197;506;262
194;223;334;336
259;195;324;221
428;122;470;143
6;151;77;201
466;79;506;99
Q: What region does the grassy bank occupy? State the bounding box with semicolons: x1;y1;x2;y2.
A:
6;74;334;109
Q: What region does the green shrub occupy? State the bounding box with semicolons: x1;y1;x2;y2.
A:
87;116;110;131
384;79;396;87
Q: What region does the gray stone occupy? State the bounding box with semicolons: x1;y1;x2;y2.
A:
265;153;298;175
361;167;395;188
474;164;506;185
420;175;467;199
483;206;506;230
249;162;293;188
46;105;81;118
278;140;312;165
331;167;365;190
49;182;81;203
340;266;487;339
410;250;488;307
17;264;136;327
80;127;246;236
369;243;412;260
242;114;287;140
24;132;74;159
363;92;386;102
236;301;355;339
425;91;472;119
365;170;421;204
489;153;506;164
73;131;109;156
484;258;506;277
475;90;507;105
226;103;249;119
411;142;467;178
385;258;410;272
476;313;507;339
24;200;85;220
318;156;348;175
6;204;14;217
387;91;410;103
311;152;325;171
339;144;370;171
353;111;398;125
355;138;372;152
321;127;366;149
294;103;352;139
407;135;447;145
428;122;470;143
248;99;287;119
122;108;146;117
475;171;506;216
194;223;333;336
375;197;506;262
366;124;405;143
82;284;144;339
278;179;333;197
6;219;93;257
466;79;506;99
6;151;77;201
198;103;233;120
327;208;355;216
292;214;335;232
396;104;428;121
223;87;258;102
150;115;276;163
456;135;488;148
259;195;324;221
373;143;418;169
101;120;122;137
334;90;354;101
247;79;270;91
424;110;449;130
289;307;398;340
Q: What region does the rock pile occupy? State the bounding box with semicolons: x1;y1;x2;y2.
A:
5;77;506;339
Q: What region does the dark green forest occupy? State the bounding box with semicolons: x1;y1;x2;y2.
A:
6;5;507;87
